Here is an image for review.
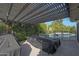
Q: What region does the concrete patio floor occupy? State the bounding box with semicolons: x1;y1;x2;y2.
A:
53;40;79;56
20;40;79;56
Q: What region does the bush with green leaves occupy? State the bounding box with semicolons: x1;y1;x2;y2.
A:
12;23;48;41
0;23;6;33
15;32;26;41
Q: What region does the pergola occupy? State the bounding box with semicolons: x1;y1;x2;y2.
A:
0;3;78;24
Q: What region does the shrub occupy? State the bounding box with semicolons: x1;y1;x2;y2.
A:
15;32;26;41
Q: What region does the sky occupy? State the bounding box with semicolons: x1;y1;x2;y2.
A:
45;17;77;27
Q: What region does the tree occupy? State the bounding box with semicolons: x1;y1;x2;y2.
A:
50;20;64;33
49;20;76;34
37;23;48;34
68;26;76;33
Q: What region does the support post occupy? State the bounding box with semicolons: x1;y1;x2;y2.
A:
77;22;79;42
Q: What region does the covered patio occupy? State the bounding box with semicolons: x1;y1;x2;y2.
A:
0;3;79;56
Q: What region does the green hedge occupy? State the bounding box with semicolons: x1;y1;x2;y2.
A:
12;23;47;42
15;32;26;41
0;23;6;33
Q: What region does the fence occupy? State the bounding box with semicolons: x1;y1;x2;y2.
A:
49;33;77;40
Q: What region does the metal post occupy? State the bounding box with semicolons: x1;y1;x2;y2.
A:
77;22;79;42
